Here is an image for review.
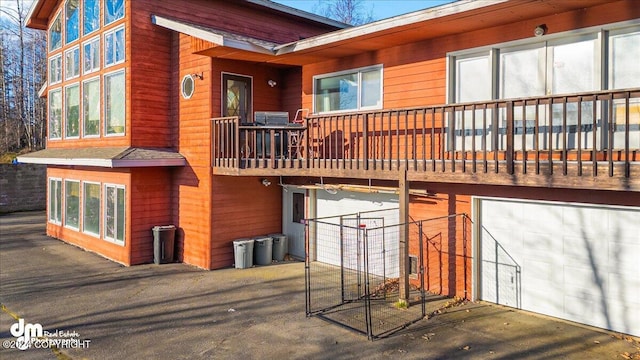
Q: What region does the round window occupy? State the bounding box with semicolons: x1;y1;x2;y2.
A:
181;74;195;99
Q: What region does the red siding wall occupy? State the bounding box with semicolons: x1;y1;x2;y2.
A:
211;176;282;269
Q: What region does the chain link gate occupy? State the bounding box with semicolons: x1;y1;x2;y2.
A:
305;211;471;340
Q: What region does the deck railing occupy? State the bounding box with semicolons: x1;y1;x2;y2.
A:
212;88;640;183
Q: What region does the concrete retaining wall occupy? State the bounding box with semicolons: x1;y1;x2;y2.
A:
0;164;46;213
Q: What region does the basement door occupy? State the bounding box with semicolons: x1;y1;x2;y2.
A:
478;198;640;337
283;188;306;259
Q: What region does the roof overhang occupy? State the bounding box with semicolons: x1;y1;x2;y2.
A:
17;147;187;168
171;0;621;66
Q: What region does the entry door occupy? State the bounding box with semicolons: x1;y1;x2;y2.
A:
283;189;306;259
222;73;252;122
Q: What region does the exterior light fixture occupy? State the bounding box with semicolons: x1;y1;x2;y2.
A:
534;24;547;37
267;79;277;87
261;178;271;187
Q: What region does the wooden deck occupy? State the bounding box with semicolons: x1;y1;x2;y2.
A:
212;88;640;192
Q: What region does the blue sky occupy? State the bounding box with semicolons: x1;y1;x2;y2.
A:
272;0;454;21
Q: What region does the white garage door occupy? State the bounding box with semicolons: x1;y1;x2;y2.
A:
479;198;640;336
315;191;399;276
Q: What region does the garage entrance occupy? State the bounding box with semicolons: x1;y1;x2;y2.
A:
477;198;640;337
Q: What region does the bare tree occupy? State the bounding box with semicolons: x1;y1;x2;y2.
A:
313;0;374;25
0;0;46;155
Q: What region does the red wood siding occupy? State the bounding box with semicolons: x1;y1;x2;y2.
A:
130;168;173;264
210;176;282;269
172;33;213;269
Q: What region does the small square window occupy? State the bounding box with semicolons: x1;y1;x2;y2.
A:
409;255;418;277
65;47;80;80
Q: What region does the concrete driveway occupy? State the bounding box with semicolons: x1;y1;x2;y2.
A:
1;211;639;360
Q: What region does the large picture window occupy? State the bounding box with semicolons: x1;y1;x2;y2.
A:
49;54;62;85
83;37;100;74
65;84;80;138
104;184;125;244
64;180;80;229
83;78;100;137
105;70;125;135
49;13;62;52
105;0;125;26
104;26;125;67
65;46;80;80
83;0;100;36
48;178;62;224
83;182;100;236
65;0;79;44
49;89;62;139
314;66;382;113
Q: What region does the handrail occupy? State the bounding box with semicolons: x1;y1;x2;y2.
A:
212;88;640;181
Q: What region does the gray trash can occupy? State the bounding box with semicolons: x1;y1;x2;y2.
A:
152;225;176;264
268;233;287;261
253;236;273;266
233;238;254;269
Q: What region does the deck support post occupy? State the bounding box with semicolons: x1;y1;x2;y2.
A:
399;164;410;304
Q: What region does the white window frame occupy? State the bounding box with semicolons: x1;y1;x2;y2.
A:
83;36;100;75
313;65;383;114
104;69;126;136
82;181;101;237
48;177;62;225
104;25;125;68
82;76;101;138
64;46;80;81
65;0;80;45
103;183;125;245
64;179;81;230
83;0;101;36
64;82;81;139
49;11;62;52
49;54;62;85
104;0;125;26
49;88;63;140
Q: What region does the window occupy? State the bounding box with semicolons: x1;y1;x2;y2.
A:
409;255;418;277
48;178;62;224
65;0;79;44
83;37;100;74
292;192;304;223
314;66;382;113
83;182;100;236
65;84;80;138
49;13;62;52
83;0;100;35
64;180;80;229
49;89;62;139
105;70;125;135
65;47;80;80
609;28;640;89
104;26;125;67
83;77;100;137
104;184;125;244
105;0;124;25
49;55;62;85
181;75;195;99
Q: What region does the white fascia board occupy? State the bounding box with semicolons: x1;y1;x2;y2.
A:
151;15;275;55
275;0;508;55
17;156;114;167
17;156;186;168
